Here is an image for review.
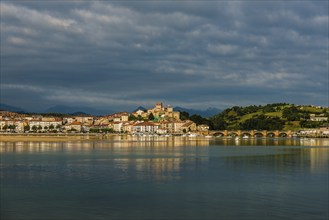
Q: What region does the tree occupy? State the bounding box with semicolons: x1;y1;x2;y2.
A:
8;125;16;132
24;125;30;132
240;115;284;130
300;120;322;128
148;113;155;121
211;115;228;130
137;115;143;121
262;105;275;113
32;125;37;132
129;114;137;121
38;125;42;132
282;106;300;121
49;124;55;130
231;106;243;116
89;128;100;133
68;128;77;133
2;125;8;131
179;111;190;121
183;114;213;129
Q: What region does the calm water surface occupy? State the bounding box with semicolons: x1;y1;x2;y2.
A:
1;136;328;220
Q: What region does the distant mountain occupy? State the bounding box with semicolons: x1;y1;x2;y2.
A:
0;103;222;117
174;106;222;117
70;112;91;116
43;105;112;116
0;103;26;113
132;106;147;112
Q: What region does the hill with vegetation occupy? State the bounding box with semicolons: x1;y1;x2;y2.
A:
209;103;328;131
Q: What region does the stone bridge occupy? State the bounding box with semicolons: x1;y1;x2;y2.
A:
204;130;295;138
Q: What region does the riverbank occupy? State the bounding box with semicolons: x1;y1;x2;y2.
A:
0;133;119;142
1;133;329;143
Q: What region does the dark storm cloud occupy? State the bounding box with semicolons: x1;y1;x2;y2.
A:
1;1;328;111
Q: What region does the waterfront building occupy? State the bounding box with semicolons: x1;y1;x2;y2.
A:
122;122;135;133
197;124;210;132
319;124;329;135
0;120;5;131
156;128;168;134
28;119;62;132
113;122;123;132
63;121;82;132
181;120;197;133
0;120;24;133
133;121;159;134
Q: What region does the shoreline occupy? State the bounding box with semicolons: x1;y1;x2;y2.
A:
0;133;120;142
1;133;329;143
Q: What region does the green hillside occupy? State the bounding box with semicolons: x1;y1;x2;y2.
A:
209;103;329;131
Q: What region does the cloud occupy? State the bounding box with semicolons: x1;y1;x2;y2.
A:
1;1;328;111
1;3;78;31
1;84;45;92
207;44;238;55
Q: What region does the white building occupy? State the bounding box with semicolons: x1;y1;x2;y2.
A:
133;122;158;133
29;120;62;131
0;120;24;133
113;122;123;132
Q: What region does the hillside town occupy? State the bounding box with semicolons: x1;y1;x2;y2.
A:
0;102;209;135
1;102;329;137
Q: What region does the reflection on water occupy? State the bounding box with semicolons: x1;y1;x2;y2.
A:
310;148;329;172
1;137;328;220
1;137;328;177
1;136;329;152
0;136;211;153
225;137;329;147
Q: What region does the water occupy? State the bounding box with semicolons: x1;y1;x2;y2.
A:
1;136;328;220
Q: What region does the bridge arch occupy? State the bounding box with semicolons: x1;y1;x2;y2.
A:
228;132;239;137
278;132;288;137
241;132;252;137
213;132;225;137
267;132;276;137
254;132;264;137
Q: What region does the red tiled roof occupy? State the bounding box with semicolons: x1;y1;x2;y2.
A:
69;121;82;125
182;121;195;127
134;121;156;126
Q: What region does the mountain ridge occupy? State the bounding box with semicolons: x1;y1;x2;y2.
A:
0;103;221;117
43;105;112;116
0;103;27;113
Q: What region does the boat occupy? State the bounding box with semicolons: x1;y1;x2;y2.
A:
242;135;249;139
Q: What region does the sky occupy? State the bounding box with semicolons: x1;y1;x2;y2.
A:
1;0;328;112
